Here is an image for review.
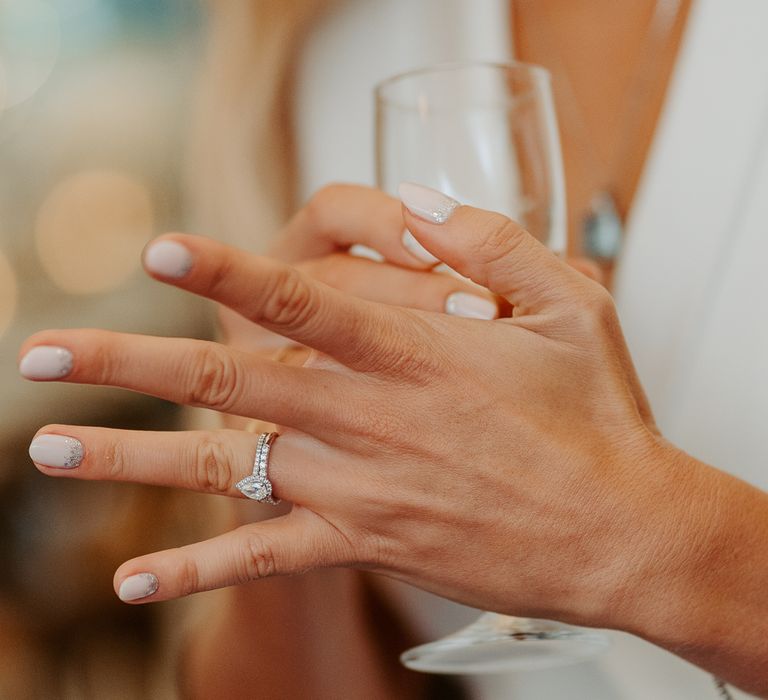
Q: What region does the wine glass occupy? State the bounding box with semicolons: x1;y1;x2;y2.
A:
374;61;609;674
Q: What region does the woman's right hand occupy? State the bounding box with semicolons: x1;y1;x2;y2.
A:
219;184;501;356
221;183;605;377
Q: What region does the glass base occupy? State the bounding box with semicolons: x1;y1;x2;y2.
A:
401;613;610;674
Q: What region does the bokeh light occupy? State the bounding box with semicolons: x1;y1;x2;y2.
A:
0;0;61;111
0;248;18;339
35;170;155;295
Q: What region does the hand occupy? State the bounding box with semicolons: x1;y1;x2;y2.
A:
20;182;665;612
21;185;767;694
219;184;500;357
220;182;605;369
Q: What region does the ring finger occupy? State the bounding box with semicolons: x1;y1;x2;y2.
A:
27;425;330;505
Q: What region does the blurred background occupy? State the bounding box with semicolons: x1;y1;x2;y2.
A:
0;1;207;696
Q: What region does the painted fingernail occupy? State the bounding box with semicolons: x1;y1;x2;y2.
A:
118;573;159;602
143;240;193;278
402;228;440;265
399;182;460;224
29;434;84;469
349;243;385;262
19;346;73;380
445;292;498;320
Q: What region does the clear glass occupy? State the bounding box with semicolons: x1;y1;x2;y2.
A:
375;61;609;674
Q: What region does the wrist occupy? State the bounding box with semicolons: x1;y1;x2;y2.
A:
613;444;720;636
609;444;768;691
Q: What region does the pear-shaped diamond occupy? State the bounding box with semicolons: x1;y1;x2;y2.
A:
235;475;272;501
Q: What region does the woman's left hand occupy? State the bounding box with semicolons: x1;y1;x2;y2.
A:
19;186;761;648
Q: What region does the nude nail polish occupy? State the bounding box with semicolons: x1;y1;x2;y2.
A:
118;573;159;602
445;292;498;320
349;244;385;262
399;182;460;224
29;435;84;469
19;346;73;380
143;240;193;278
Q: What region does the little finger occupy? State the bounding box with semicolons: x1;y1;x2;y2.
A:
113;509;355;603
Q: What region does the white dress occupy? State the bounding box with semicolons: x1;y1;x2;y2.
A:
295;0;767;697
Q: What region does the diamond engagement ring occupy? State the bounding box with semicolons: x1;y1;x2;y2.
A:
235;432;281;505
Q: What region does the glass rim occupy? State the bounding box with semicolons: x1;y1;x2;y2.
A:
374;60;551;104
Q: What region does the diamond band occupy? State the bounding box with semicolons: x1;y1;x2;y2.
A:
235;432;281;505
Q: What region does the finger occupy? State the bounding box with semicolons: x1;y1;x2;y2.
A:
271;183;439;269
28;426;340;504
27;427;316;505
113;509;351;603
18;331;349;433
218;254;499;353
142;235;420;371
300;254;498;319
398;182;591;314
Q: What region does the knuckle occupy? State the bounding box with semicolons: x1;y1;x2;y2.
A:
355;530;390;569
261;266;316;329
91;342;117;386
177;555;201;597
466;214;531;293
193;436;234;494
103;439;128;480
186;345;241;412
348;396;423;450
240;531;279;581
375;314;450;381
354;407;402;445
574;285;619;334
472;213;525;266
305;183;345;229
316;521;362;569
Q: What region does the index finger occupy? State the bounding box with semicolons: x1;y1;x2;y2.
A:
143;234;423;373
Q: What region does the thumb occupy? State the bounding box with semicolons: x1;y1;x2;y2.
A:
399;182;583;314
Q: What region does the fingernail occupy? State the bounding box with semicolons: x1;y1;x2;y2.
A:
118;573;159;602
445;292;497;320
402;228;440;265
143;240;193;278
29;434;84;469
399;182;460;224
19;346;73;380
349;243;385;262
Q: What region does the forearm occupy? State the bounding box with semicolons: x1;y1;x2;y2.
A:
620;447;768;696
